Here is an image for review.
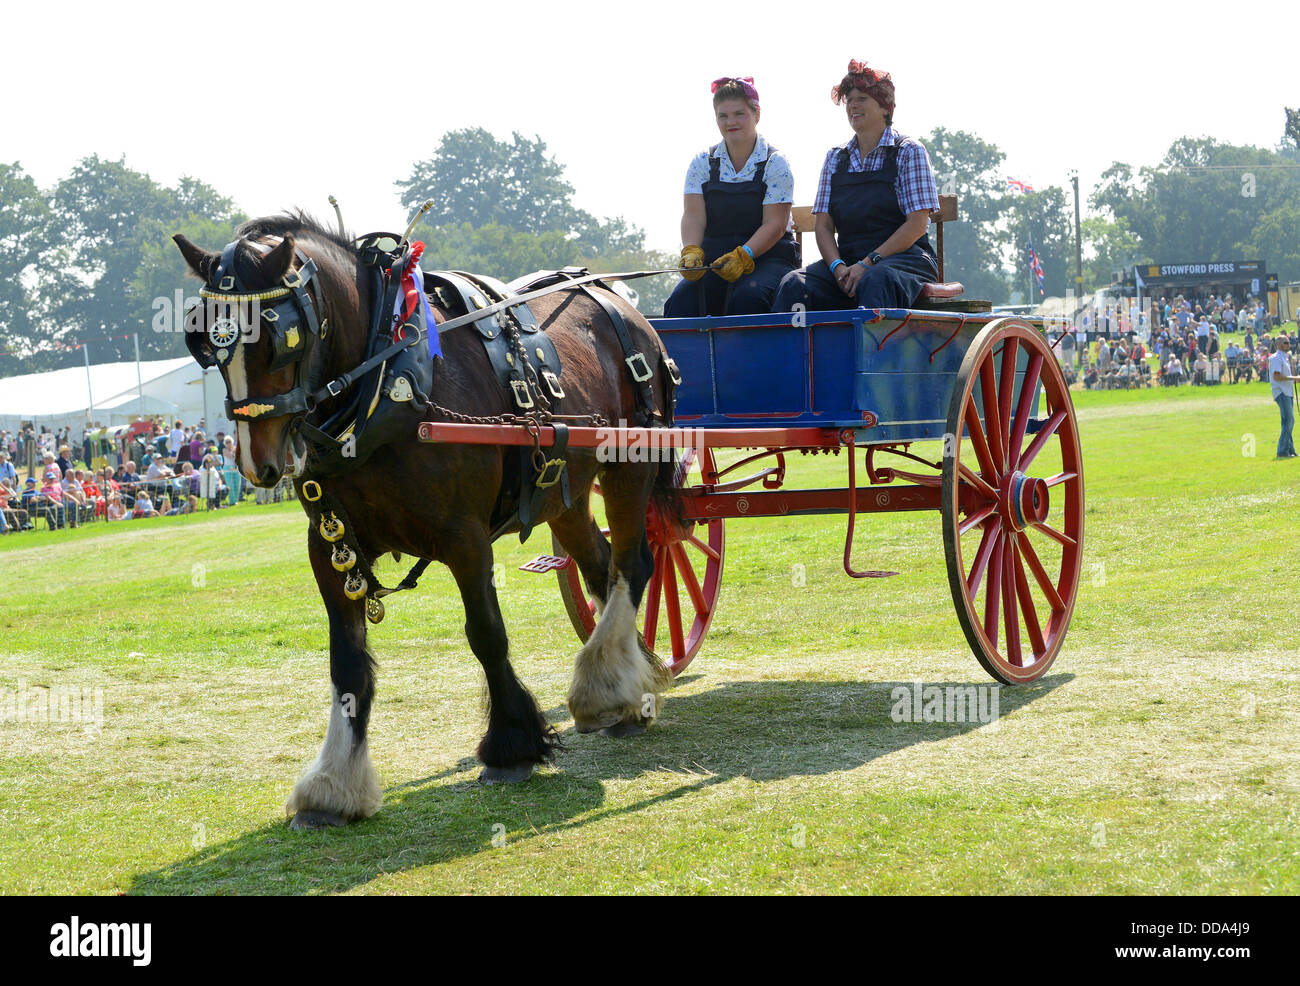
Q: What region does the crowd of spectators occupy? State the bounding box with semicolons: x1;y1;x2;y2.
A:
0;418;294;535
1064;291;1296;391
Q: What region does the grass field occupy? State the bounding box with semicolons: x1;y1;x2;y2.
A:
2;378;1297;895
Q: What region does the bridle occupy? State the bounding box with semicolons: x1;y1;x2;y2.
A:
188;235;432;474
190;239;328;423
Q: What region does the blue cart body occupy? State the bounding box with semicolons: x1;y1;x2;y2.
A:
649;307;1051;444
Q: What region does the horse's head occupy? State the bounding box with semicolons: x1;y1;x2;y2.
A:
173;230;331;487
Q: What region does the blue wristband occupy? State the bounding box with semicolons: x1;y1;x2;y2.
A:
741;244;754;260
829;259;846;273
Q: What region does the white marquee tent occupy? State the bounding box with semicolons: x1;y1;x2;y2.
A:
0;358;231;436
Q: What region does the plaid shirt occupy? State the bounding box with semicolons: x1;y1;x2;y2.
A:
811;128;939;218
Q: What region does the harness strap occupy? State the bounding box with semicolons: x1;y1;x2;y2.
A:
573;280;658;423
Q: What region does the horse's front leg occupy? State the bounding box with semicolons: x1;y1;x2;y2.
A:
447;527;559;783
285;537;382;829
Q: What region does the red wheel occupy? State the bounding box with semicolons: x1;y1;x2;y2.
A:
554;447;725;676
942;318;1084;684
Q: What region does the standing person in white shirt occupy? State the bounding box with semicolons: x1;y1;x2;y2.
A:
1269;335;1298;458
168;420;185;462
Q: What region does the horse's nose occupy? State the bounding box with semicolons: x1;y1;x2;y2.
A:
257;463;281;487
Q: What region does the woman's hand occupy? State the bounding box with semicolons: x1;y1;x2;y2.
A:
840;261;868;296
680;245;707;282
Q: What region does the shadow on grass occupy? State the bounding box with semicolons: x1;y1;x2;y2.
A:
128;673;1067;895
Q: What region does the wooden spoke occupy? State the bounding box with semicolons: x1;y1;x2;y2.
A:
959;503;997;536
967;524;1000;599
686;532;721;562
997;338;1019;467
983;532;1004;647
1019;409;1066;472
1008;353;1043;469
1031;521;1077;548
979;357;1006;472
1043;471;1078;488
963;402;1000;481
661;548;686;660
958;463;998;502
669;542;709;618
1018;535;1065;613
642;550;663;650
1013;541;1047;658
1001;537;1022;667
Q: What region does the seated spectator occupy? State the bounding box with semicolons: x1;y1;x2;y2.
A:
39;470;70;528
1192;351;1209;385
0;482;29;533
1167;356;1186;385
61;473;89;524
146;457;173;482
158;495;179;517
132;491;158;519
106;492;128;521
179;494;200;515
78;470;105;517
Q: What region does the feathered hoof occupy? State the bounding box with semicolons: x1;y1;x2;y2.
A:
599;716;647;739
478;763;536;785
289;809;348;830
571;706;632;734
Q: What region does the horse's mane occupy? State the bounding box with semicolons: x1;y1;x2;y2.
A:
237;210;357;255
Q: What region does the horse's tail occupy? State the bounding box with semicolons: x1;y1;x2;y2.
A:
650;449;684;531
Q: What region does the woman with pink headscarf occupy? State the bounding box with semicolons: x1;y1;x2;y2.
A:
663;75;799;317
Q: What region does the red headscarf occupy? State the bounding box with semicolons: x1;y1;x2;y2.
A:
831;60;895;116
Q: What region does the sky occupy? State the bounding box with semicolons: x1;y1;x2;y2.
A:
1;0;1294;254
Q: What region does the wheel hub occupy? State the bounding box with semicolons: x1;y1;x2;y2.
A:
646;500;694;545
1001;471;1049;532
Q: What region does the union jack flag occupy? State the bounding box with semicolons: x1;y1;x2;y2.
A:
1027;239;1045;296
1007;178;1035;194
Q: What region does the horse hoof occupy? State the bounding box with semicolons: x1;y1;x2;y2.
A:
289;809;347;830
599;719;647;739
478;764;535;785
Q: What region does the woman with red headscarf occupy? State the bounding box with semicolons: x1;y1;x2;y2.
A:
775;60;940;313
663;76;799;317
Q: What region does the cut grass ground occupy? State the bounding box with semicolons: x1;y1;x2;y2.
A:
1;379;1297;895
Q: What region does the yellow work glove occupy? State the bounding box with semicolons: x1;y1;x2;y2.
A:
680;245;707;281
711;245;756;283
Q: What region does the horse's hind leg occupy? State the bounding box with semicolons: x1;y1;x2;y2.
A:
448;527;558;783
286;538;383;829
566;465;671;736
549;489;612;615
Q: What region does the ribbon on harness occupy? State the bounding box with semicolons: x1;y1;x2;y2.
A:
393;242;442;360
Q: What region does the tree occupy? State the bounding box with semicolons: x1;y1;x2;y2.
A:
45;157;244;366
1286;107;1300;149
0;162;53;374
1090;137;1300;274
922;128;1012;303
1081;216;1146;293
396;128;644;260
1004;186;1074;301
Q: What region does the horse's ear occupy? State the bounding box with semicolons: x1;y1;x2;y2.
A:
173;234;219;281
259;235;296;284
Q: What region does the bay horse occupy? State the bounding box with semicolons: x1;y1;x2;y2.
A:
173;214;678;828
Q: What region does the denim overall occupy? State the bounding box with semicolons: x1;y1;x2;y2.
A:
774;142;939;313
664;148;800;317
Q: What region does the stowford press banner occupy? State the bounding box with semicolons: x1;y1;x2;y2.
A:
1134;261;1264;285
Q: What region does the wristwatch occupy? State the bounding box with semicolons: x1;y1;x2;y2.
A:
862;251;883;267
